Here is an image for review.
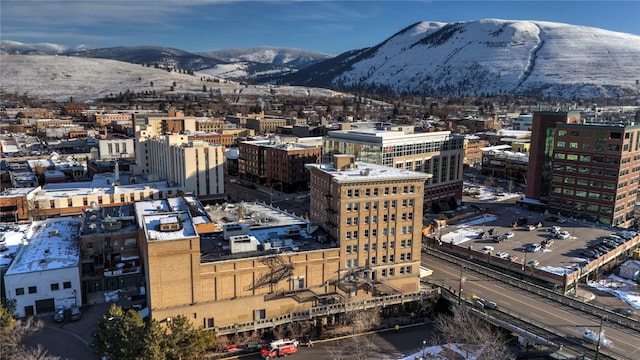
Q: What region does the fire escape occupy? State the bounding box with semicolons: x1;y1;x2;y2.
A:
246;254;294;293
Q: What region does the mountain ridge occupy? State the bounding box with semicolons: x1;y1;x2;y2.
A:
3;19;640;99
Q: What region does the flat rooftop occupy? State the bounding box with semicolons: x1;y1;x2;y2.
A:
200;201;332;263
5;217;81;275
307;161;431;183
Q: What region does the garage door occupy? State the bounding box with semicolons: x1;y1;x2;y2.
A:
35;298;55;314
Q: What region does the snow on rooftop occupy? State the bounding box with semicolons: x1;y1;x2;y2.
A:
0;224;28;268
309;161;430;183
5;218;81;275
144;213;196;241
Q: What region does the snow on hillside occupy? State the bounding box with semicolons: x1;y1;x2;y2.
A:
332;19;640;98
0;40;90;55
0;55;350;102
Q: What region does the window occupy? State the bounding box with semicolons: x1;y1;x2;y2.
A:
51;283;59;291
86;242;93;250
389;268;395;276
63;282;71;289
15;288;24;296
28;286;37;294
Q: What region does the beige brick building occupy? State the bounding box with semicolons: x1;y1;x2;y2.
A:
307;155;431;294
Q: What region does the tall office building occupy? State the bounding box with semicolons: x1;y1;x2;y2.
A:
524;111;640;227
146;135;225;200
307;155;430;292
322;125;464;208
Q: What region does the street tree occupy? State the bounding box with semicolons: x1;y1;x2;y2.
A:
0;300;59;359
92;304;147;360
431;304;514;360
162;315;215;360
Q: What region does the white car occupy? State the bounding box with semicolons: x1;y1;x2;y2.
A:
504;232;515;239
481;246;494;254
556;231;570;239
496;251;509;259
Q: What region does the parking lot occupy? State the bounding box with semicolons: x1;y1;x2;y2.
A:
438;203;639;277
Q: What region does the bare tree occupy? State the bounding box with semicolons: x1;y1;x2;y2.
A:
327;308;381;360
272;324;286;340
17;343;61;360
430;304;514;360
286;322;304;341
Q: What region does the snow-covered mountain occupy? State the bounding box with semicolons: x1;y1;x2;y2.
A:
3;19;640;99
0;40;90;55
199;46;333;69
0;54;350;103
284;19;640;99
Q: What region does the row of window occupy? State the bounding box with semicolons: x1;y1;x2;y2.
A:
345;240;413;253
15;281;72;295
345;199;415;211
345;226;414;239
344;262;413;277
345;253;412;265
346;185;416;198
345;212;414;225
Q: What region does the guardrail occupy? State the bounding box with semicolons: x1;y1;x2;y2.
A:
425;248;640;332
213;288;439;335
434;282;624;360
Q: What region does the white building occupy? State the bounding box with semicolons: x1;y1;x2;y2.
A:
145;135;225;200
93;134;135;161
512;114;533;131
4;217;83;317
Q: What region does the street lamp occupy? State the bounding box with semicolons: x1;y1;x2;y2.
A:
422;340;427;359
458;265;466;304
594;316;606;360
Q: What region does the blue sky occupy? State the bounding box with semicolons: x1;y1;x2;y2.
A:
2;1;639;55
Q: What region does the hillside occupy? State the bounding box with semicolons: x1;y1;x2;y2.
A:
0;55;350;103
283;19;640;99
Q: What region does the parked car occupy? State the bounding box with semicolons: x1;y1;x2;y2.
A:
542;239;554;248
509;255;519;262
496;251;509;259
525;243;542;252
476;231;489;239
493;235;508;243
488;228;497;235
526;259;540;267
580;249;598;258
555;231;570;239
481;246;494;254
526;224;537;231
54;306;65;322
504;232;515;239
70;305;81;321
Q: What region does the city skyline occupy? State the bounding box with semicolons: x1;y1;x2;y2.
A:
1;1;639;55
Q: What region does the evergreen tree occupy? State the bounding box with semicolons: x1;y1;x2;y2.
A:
92;304;146;360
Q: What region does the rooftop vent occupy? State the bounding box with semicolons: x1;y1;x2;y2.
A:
49;229;58;236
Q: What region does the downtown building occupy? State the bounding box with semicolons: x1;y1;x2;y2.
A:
523;110;640;227
307;155;431;292
238;137;322;193
322;124;465;208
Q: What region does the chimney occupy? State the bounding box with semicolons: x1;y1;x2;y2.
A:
238;206;243;221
